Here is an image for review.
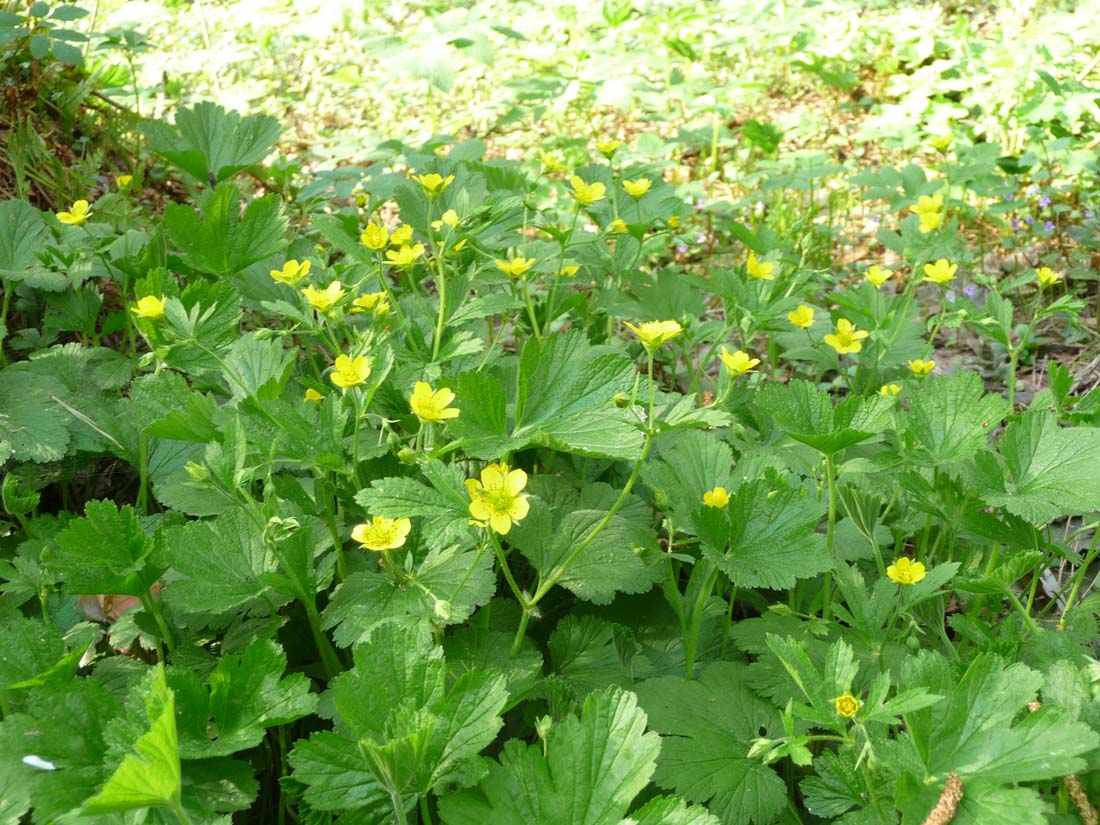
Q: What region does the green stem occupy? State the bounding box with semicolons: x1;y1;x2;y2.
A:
0;285;11;366
136;433;150;515
1007;589;1039;634
140;587;174;655
520;277;542;340
430;241;448;362
169;800;194;825
419;795;433;825
1058;533;1100;629
393;794;409;825
684;566;719;679
822;453;837;620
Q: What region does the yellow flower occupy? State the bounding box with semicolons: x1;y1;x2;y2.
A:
1036;266;1061;287
270;259;311;285
351;516;412;552
909;193;944;216
625;320;683;351
866;265;893;288
879;383;901;397
908;359;935;376
922;259;958;285
304;388;324;402
360;223;389;250
449;238;468;254
569;175;606;206
302;281;346;312
746;251;775;280
824;319;869;355
431;209;460;231
719;346;760;376
330;354;371;389
622;178;652;198
386;244;425;267
918;210;943;234
788;305;814;328
412;173;455;196
56;199;91;225
390;224;413;246
557;264;580;278
116;175;133;189
668;215;680;229
539;149;565;172
410;381;460;423
130;295;167;320
886;556;927;585
608;218;628;234
931;132;955;151
351;292;390;316
834;693;862;719
466;463;530;535
495;257;536;278
703;487;730;508
595;139;623;156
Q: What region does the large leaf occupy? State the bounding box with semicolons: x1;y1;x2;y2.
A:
290;624;507;815
642;430;734;529
323;543;496;647
141;102;281;183
450;331;644;460
974;411;1100;523
696;480;832;589
160;507;277;615
904;372;1008;464
165;183;285;277
902;652;1099;783
355;460;472;550
635;663;787;825
0;199;57;288
51;500;163;596
173;640;316;758
82;667;182;816
508;477;660;604
437;686;662;825
755;380;893;455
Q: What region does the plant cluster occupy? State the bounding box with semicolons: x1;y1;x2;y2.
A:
3;2;1100;824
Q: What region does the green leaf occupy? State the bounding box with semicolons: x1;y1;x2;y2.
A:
165;183;285;277
903;652;1099;783
630;796;722;825
141;102;281;183
756;380;893;455
450;331;644;460
0;680;118;821
128;372;219;442
0;618;96;691
160;280;244;372
508;477;659;604
51;500;162;596
0;199;55;288
437;686;661;825
635;663;786;825
221;332;295;401
696;480;832;589
174;640;317;758
977;411;1100;522
291;624;507;811
323;544;495;647
642;430;733;529
83;667;182;815
904;372;1008;464
355;461;471;550
160;507;276;615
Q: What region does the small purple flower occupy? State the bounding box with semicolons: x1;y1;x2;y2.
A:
1003;193;1015;202
870;215;881;225
1024;216;1035;225
1087;209;1094;219
1039;194;1052;208
1028;185;1040;196
963;284;977;299
695;233;707;244
1044;220;1054;232
1011;218;1021;231
676;244;688;255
